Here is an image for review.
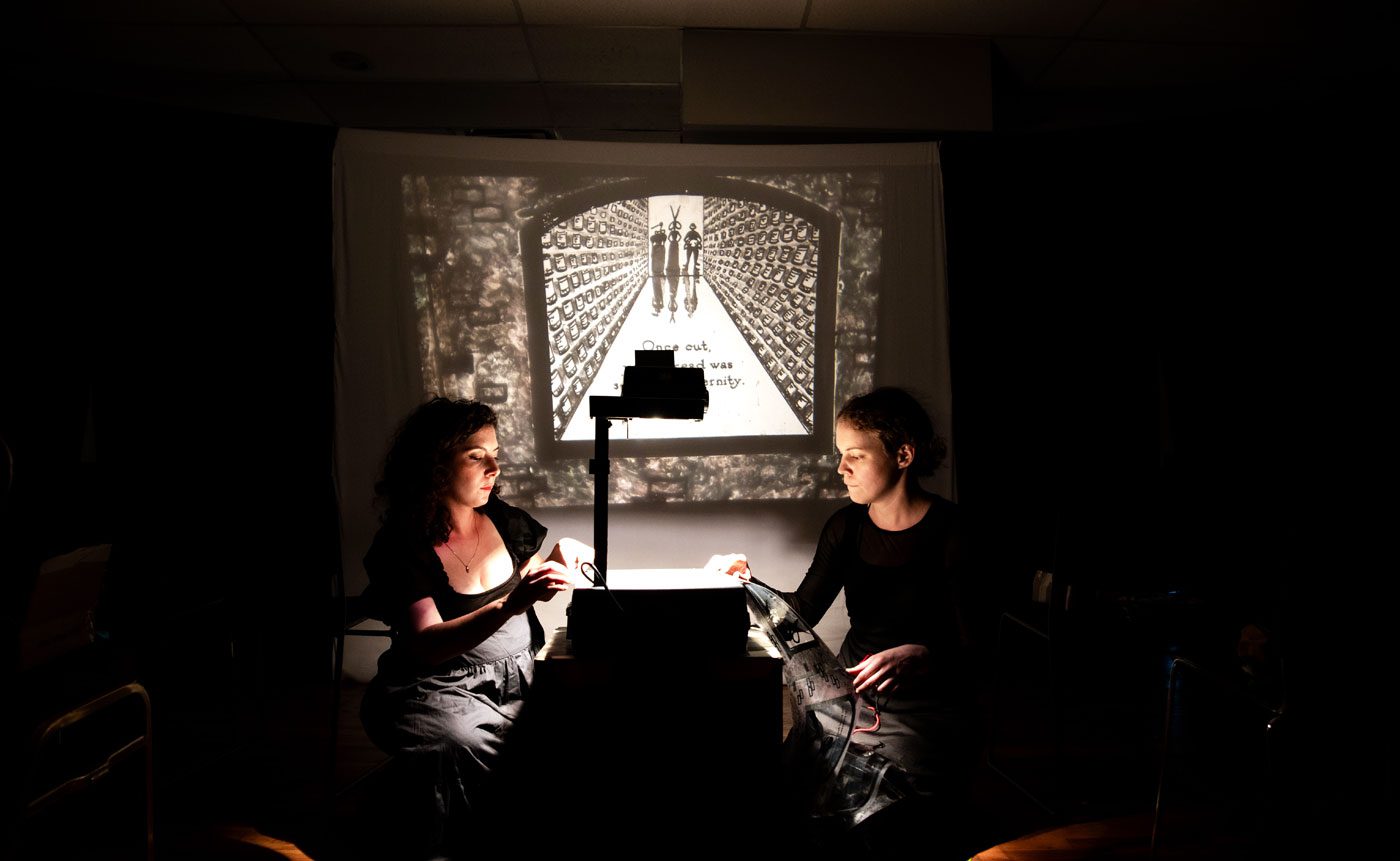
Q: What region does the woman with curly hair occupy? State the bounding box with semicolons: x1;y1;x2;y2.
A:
359;397;590;854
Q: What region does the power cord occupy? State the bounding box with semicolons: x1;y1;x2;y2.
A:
577;560;624;614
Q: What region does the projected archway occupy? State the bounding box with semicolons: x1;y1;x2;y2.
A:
522;178;839;460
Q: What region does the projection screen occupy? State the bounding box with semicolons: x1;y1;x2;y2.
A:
334;131;953;574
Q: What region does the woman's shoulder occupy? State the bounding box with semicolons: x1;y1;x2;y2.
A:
925;492;958;517
483;495;548;558
364;519;436;574
916;493;961;529
483;494;541;529
361;520;442;621
366;518;421;559
818;501;866;540
910;494;964;554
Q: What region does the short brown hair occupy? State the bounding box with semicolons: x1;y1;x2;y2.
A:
837;387;946;477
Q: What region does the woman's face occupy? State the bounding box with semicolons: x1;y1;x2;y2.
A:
835;419;907;506
447;425;500;510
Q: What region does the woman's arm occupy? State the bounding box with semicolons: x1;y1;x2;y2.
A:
704;510;851;626
544;537;594;573
398;557;570;667
784;511;851;627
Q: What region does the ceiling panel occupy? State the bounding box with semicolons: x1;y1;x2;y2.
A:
24;0;237;23
227;0;519;25
306;82;551;128
529;27;681;83
517;0;806;29
544;83;682;128
992;37;1070;88
24;25;289;79
99;80;332;124
559;129;684;143
806;0;1103;39
1039;39;1301;90
684;31;992;131
254;26;536;81
15;0;1342;131
1082;0;1309;44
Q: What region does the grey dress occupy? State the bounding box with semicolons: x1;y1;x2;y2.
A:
359;495;547;843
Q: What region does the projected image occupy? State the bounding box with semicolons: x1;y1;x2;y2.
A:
395;167;890;506
536;192;821;443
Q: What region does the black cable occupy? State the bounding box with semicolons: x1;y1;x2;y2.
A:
577;560;624;614
739;564;775;593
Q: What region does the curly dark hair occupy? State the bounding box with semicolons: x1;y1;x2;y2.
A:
374;397;499;544
837;387;946;477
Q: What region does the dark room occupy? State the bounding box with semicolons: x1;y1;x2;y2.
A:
5;2;1389;858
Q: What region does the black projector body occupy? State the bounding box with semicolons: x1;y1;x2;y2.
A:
565;569;750;657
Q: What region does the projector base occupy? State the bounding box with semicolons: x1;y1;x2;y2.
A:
566;580;750;657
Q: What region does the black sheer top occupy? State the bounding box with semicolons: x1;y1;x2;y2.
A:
362;494;547;631
786;497;970;698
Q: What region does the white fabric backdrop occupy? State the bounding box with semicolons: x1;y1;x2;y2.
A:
333;131;953;676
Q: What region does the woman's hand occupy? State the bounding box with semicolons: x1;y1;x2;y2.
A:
846;644;929;694
704;553;750;580
505;558;571;613
547;537;595;574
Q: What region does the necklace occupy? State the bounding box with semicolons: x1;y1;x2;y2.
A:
445;516;482;575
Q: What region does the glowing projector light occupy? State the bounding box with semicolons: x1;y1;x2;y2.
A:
566;568;749;657
600;568;733;589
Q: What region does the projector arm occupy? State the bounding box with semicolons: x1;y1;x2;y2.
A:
590;412;611;583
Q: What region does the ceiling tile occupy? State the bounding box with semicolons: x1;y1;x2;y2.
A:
306;82;551;128
1082;0;1310;44
676;0;808;28
226;0;519;26
683;31;991;131
517;0;806;28
806;0;1104;39
529;27;681;83
100;80;332;124
544;83;681;129
992;37;1070;88
558;129;684;143
1038;40;1302;90
24;1;237;23
254;26;536;81
20;25;288;79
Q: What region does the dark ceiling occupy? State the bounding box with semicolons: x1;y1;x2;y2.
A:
15;1;1380;136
